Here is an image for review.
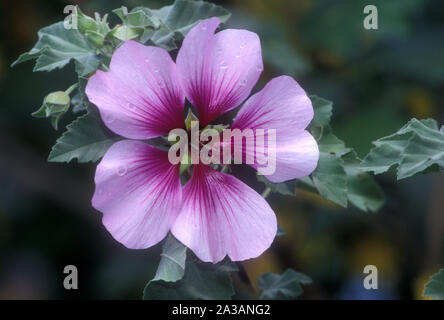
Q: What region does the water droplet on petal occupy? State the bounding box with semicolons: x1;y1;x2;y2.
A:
144;58;150;63
240;42;246;49
105;114;114;123
219;62;228;70
117;165;127;176
256;64;263;71
153;67;159;73
235;52;241;58
158;80;166;89
201;24;207;30
128;103;136;111
239;79;247;86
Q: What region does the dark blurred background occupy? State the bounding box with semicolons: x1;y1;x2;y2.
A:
1;0;443;299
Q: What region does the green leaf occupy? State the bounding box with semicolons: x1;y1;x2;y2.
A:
74;55;101;76
112;6;160;41
111;25;142;41
74;7;112;48
71;78;89;114
48;110;117;163
312;148;348;207
76;7;99;35
137;0;231;50
361;118;444;179
316;128;350;156
309;131;384;211
152;234;187;283
113;6;129;22
12;22;100;76
258;269;312;300
143;259;235;300
307;129;348;207
423;269;444;300
127;10;161;29
257;175;295;196
309;95;333;128
343;152;385;212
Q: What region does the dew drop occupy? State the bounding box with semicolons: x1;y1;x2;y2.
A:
219;62;228;70
105;114;114;123
128;103;136;111
117;165;127;176
239;79;247;86
256;64;263;71
240;42;246;49
235;51;241;58
201;24;207;30
144;58;150;63
158;80;166;89
153;67;159;73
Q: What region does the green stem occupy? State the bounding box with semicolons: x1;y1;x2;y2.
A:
64;83;78;95
101;63;110;72
261;186;272;199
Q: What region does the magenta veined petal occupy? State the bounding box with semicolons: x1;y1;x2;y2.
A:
86;41;185;140
232;76;319;182
250;130;319;183
171;165;277;263
176;18;263;126
233;76;314;131
92;140;182;249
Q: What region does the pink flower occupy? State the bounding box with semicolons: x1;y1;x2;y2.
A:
85;18;319;263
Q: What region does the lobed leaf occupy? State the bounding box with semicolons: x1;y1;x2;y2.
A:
257;175;295;196
143;259;235;300
152;234;187;283
423;269;444;300
48;110;118;163
75;6;111;48
343;151;385;212
12;22;100;76
309;95;333;128
312;147;348;207
258;269;312;300
135;0;231;50
361;118;444;179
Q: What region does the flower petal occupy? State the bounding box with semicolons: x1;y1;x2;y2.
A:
176;18;263;126
92;140;182;249
232;76;319;182
250;130;319;183
171;165;277;263
86;41;185;139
